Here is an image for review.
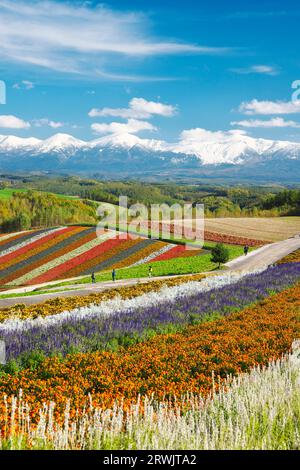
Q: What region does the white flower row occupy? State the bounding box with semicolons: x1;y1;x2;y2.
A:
129;243;175;267
0;226;66;258
0;266;268;333
11;229;118;286
0;230;30;244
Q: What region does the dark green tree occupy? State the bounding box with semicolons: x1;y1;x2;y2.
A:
210;243;230;268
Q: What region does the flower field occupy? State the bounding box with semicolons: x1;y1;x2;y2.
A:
0;226;214;287
0;273;205;322
0;276;299;437
0;226;205;287
0;226;299;449
2;343;300;450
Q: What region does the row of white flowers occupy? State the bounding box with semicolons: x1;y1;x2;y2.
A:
0;266;267;333
0;227;65;258
11;230;118;286
129;243;175;267
0;230;30;244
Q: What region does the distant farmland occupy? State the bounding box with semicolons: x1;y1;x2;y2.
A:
203;217;300;242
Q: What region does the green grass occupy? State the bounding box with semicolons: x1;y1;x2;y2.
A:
0;188;26;200
49;243;245;288
0;188;82;201
0;287;78;299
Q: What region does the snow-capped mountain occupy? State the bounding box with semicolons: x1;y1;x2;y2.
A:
0;132;300;182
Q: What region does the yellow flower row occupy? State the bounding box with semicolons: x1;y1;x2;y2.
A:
0;274;205;323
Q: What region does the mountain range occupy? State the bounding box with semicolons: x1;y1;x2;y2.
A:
1;132;300;183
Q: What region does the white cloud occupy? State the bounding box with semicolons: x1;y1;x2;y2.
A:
0;0;229;77
89;97;177;119
0;114;30;129
231;117;300;128
91;118;157;135
230;65;279;75
179;128;248;143
12;80;34;90
33;118;64;129
239;99;300;115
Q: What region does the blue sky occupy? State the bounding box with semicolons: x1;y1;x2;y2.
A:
0;0;300;144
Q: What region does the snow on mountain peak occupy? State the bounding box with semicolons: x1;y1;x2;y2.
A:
0;131;300;171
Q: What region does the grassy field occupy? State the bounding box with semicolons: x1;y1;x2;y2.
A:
0;187;78;201
54;243;245;286
204;217;300;242
0;188;26;200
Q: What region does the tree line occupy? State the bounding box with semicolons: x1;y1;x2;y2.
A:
0;190;98;232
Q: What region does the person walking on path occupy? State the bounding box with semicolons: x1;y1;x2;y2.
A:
112;269;117;282
244;245;249;256
91;272;96;284
148;265;153;278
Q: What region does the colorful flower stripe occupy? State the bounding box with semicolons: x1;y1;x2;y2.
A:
0;274;205;323
151;245;187;262
129;242;172;267
0;228;54;255
146;220;267;246
173;248;204;259
0;230;27;245
108;239;163;270
0;282;298;423
2;344;299;450
63;236;142;278
0;227;69;268
38;233;127;282
277;249;300;264
0;230;30;249
4;264;299;357
204;230;268;246
3;264;288;336
0;227;86;284
79;238;158;276
25;230;115;285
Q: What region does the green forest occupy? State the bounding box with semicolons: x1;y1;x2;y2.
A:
0;190;97;232
0;175;299;233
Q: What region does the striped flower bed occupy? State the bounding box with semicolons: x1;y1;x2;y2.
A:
17;230;112;285
62;237;142;278
0;230;30;249
0;226;188;286
0;227;88;285
0;228;55;255
0;227;63;259
0;231;28;245
0;227;69;268
108;239;164;270
151;245;204;262
145;221;267;247
31;233;128;283
130;243;174;267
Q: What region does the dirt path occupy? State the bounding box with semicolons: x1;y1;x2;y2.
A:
0;236;299;308
0;273;205;307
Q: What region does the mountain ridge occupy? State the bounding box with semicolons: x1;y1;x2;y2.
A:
0;132;300;182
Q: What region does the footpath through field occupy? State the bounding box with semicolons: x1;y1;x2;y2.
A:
0;235;300;307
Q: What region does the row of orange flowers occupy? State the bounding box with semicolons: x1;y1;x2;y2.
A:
0;281;299;425
277;249;300;264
